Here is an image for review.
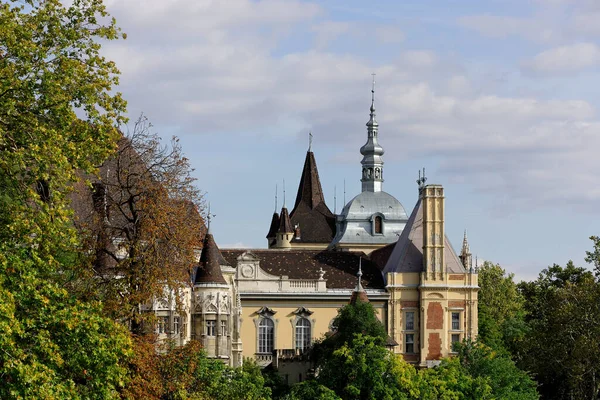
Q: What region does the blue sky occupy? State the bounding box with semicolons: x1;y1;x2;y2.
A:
101;0;600;281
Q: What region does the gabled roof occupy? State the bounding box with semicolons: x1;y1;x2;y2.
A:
194;233;227;285
289;151;336;243
383;198;466;275
220;250;385;290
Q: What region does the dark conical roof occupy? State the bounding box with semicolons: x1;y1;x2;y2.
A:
278;207;293;234
289;151;336;243
266;212;280;239
293;151;326;210
194;233;227;285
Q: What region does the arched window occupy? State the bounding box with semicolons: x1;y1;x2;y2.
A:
374;215;383;234
295;318;311;352
258;318;274;353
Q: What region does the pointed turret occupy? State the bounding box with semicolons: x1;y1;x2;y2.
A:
194;232;227;285
459;230;473;271
274;207;293;249
360;74;385;193
289;138;336;246
266;212;280;245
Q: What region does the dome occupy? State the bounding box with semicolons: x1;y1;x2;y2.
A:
340;191;408;221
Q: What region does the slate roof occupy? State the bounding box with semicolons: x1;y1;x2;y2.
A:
266;212;280;239
194;233;228;285
289;151;336;244
278;207;293;234
220;250;385;290
369;242;396;270
383;198;466;275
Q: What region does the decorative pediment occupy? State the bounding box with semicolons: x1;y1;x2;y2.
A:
256;306;277;317
292;307;313;317
238;251;260;262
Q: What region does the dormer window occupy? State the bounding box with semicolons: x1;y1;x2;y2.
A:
371;214;384;235
375;216;382;234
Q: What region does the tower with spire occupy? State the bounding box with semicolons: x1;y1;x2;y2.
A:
330;76;408;254
360;74;385;193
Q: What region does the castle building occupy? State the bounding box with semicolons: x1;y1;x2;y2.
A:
151;80;478;373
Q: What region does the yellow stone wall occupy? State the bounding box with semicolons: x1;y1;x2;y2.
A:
240;298;387;358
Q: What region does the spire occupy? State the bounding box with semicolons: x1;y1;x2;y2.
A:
194;232;227;285
360;74;385;193
350;257;369;304
460;229;473;271
292;147;328;211
266;211;280;239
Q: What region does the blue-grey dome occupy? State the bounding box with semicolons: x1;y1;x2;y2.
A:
341;191;408;221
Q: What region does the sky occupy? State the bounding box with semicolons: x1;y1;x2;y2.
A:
100;0;600;282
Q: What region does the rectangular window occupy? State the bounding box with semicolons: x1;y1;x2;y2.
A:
206;320;216;336
174;316;180;335
405;312;414;330
157;316;169;334
451;334;460;344
452;312;460;330
221;320;227;336
405;334;414;354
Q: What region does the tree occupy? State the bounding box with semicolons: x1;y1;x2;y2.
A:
72;115;204;331
453;340;538;400
519;261;600;400
477;261;527;357
0;0;132;397
286;380;341;400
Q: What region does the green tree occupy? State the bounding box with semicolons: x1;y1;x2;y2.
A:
519;261;600;400
0;0;131;397
477;261;527;357
287;380;341;400
417;357;492;400
454;340;538;400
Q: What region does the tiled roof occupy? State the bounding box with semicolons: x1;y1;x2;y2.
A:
289;151;336;243
383;198;466;274
266;212;280;239
369;242;396;270
220;250;385;290
194;233;227;285
278;207;293;234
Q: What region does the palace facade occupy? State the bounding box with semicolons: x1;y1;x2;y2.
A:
151;82;479;377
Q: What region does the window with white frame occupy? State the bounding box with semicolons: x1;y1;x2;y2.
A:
206;320;216;336
405;333;414;353
451;312;460;330
405;311;415;330
258;318;274;353
295;318;311;352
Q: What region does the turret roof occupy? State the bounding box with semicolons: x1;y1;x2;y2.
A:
194;233;227;285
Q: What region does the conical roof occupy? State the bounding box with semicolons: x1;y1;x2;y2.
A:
293;151;327;210
278;207;293;234
382;198;466;275
289;151;336;243
194;233;227;285
266;212;280;238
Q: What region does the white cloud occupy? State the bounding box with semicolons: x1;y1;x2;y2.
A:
101;0;600;214
521;43;600;75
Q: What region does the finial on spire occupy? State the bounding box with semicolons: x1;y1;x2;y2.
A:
417;167;428;189
357;257;363;291
334;185;337;214
275;184;278;213
206;203;216;233
343;179;346;205
370;73;376;113
309;131;313;152
283;179;286;207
